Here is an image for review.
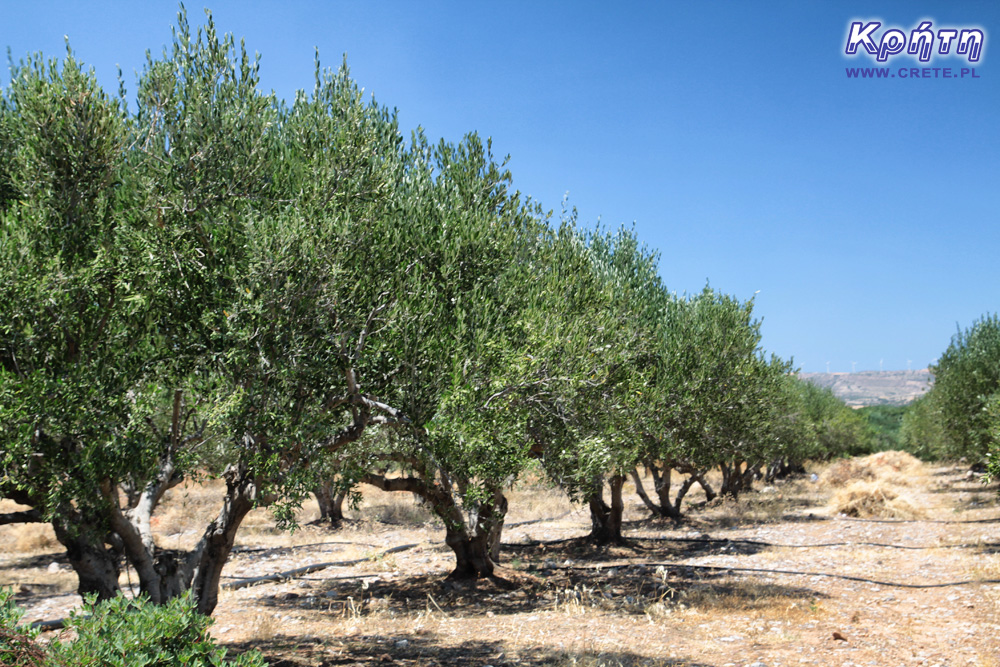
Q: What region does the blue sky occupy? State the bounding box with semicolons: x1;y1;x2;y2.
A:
4;1;997;373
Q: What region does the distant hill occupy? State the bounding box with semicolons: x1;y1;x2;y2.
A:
798;369;932;407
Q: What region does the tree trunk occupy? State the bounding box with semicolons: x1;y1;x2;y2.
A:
363;469;507;579
630;467;661;515
52;518;121;602
720;461;740;498
632;465;685;520
447;530;495;578
186;464;262;615
650;463;673;513
670;476;696;517
588;474;626;545
740;461;760;495
445;488;507;579
2;486;121;602
314;480;347;524
695;471;717;501
767;457;805;481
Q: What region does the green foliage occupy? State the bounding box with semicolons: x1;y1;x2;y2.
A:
898;392;949;460
1;4;848;594
930;314;1000;463
654;286;793;470
859;404;907;452
795;381;876;458
0;588;36;638
0;589;265;666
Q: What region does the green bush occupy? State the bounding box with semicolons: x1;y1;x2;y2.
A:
859;404;907;452
0;588;266;667
932;314;1000;462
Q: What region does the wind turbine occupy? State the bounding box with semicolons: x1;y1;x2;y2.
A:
880;358;884;372
907;359;912;371
826;361;831;373
852;361;857;373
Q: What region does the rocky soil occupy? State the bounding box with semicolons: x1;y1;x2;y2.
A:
3;460;999;667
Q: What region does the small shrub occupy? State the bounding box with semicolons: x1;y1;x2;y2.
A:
51;592;267;667
0;588;267;667
0;627;48;667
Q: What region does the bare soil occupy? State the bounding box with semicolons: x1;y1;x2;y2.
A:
3;460;1000;667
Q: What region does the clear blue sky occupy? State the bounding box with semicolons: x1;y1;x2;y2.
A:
4;1;997;373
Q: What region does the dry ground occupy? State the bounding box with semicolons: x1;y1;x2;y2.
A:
3;457;1000;667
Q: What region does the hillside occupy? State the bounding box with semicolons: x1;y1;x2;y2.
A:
798;369;932;407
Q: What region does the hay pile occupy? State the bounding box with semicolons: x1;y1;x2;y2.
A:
820;459;878;487
821;450;923;488
832;480;925;519
823;451;926;519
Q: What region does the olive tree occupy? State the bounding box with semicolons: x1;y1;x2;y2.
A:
346;132;554;578
929;314;1000;464
520;222;667;545
1;10;415;614
0;45;137;599
634;287;794;516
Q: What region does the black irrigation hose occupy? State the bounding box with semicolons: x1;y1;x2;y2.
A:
550;561;1000;589
639;563;1000;589
833;516;1000;524
639;536;985;551
506;511;574;528
231;540;381;556
30;617;66;632
222;543;422;590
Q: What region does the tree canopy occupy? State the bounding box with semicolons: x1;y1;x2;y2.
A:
0;8;872;612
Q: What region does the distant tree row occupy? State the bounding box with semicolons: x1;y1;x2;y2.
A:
0;10;868;616
898;314;1000;476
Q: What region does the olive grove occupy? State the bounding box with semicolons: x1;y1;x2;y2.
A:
0;10;871;616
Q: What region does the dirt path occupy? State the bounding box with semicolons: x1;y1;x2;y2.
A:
4;460;999;666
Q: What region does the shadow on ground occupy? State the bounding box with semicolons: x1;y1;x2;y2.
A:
228;633;716;667
256;534;824;624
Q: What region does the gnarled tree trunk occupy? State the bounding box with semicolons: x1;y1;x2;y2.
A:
52;516;121;601
720;459;761;499
314;480;348;525
588;473;626;545
2;483;121;602
185;464;262;615
364;470;508;579
631;461;715;520
446;490;507;579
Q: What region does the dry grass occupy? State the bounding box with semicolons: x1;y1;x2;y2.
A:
0;570;78;597
707;493;797;528
8;524;59;554
247;612;282;642
0;501;60;557
862;450;923;473
507;473;574;523
820;459;879;487
153;478;228;548
820;450;925;489
831;480;925;519
822;451;928;519
357;491;436;526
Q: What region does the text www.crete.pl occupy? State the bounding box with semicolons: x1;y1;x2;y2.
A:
846;67;981;78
